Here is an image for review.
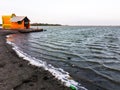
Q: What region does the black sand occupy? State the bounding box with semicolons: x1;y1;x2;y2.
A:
0;30;70;90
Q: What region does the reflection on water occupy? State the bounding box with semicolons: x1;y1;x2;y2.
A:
7;26;120;90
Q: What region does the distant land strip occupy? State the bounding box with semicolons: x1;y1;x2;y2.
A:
31;23;62;26
0;23;62;26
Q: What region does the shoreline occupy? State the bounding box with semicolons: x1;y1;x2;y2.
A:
0;30;70;90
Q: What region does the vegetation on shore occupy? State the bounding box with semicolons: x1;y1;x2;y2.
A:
31;23;62;26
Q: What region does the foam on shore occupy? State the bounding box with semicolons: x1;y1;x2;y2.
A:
6;35;87;90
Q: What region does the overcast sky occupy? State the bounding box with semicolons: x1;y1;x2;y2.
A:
1;0;120;25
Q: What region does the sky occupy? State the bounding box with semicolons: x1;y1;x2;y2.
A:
1;0;120;25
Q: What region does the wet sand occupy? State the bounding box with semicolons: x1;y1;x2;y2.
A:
0;30;70;90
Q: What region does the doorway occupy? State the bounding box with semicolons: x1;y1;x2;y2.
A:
24;17;29;29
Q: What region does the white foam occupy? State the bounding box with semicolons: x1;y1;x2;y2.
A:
6;35;10;38
6;36;87;90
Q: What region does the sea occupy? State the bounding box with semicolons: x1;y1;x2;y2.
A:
6;26;120;90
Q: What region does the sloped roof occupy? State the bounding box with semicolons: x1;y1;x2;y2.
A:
10;16;29;22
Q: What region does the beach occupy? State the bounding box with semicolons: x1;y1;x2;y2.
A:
0;30;70;90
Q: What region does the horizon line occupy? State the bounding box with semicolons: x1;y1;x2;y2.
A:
1;23;120;26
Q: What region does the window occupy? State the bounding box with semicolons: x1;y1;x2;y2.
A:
18;21;22;24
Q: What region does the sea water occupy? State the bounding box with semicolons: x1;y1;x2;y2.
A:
7;26;120;90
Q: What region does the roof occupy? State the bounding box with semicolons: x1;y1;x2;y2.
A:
10;16;29;22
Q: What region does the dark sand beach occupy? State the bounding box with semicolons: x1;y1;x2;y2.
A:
0;30;70;90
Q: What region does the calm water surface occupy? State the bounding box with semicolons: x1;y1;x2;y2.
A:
8;26;120;90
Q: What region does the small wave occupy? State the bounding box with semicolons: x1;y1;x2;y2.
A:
91;66;120;84
18;41;85;61
28;40;69;50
